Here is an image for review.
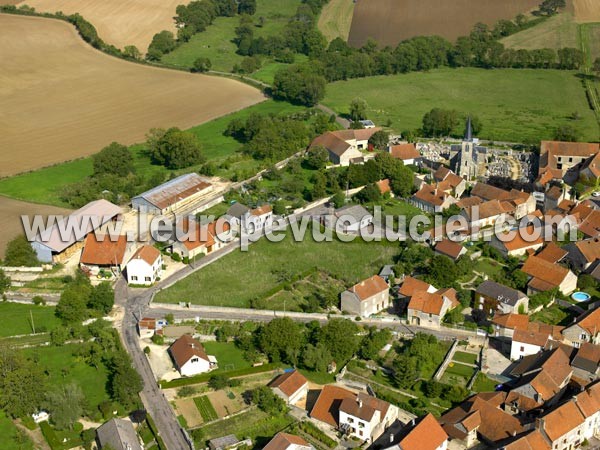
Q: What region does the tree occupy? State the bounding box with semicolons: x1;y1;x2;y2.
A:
318;319;359;363
147;30;176;60
331;190;346;208
349;98;368;122
88;282;114;315
251;386;286;414
192;57;212;72
422;108;459;137
258;317;303;364
4;236;39;267
368;130;390;150
393;354;417;389
302;343;332;372
123;45;141;60
554;124;580;142
304;146;329;170
424;255;459;286
208;374;230;390
238;0;257;15
539;0;566;15
147;127;205;169
0;269;11;295
45;383;84;430
0;345;46;418
272;65;326;106
56;275;92;324
109;353;143;409
359;328;392;361
93;142;134;177
354;183;381;204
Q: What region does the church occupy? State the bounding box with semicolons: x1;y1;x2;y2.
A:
450;117;487;180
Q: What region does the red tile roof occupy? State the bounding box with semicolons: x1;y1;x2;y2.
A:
408;291;446;316
268;370;308;398
541;400;585;442
398;413;448;450
263;433;310;450
169;335;209;369
310;385;356;427
435;239;464;259
536;242;568;264
376;179;391;194
347;275;388;301
521;255;570;290
389;143;419;161
399;277;432;297
129;245;160;266
492;313;529;331
80;233;127;266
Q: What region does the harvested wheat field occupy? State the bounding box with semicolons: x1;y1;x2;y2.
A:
0;197;71;256
0;14;264;178
348;0;541;47
572;0;600;22
17;0;190;51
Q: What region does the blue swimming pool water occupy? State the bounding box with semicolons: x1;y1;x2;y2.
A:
572;292;591;302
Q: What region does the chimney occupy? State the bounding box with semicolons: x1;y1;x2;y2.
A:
358;399;363;408
410;419;415;427
389;434;394;444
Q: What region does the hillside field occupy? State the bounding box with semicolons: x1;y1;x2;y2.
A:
348;0;541;47
322;68;599;143
161;0;301;72
317;0;355;42
573;0;600;22
0;14;264;178
17;0;190;51
501;13;579;50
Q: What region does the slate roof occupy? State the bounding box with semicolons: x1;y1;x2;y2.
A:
96;418;142;450
477;281;527;307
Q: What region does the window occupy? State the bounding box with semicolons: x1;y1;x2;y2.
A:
347;418;354;424
131;276;138;281
359;430;363;437
145;277;151;282
358;422;365;428
520;346;524;352
191;358;199;363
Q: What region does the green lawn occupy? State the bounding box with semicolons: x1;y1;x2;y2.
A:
452;351;478;365
0;100;304;207
472;372;498;392
530;304;576;325
195;409;295;447
22;344;111;410
194;396;218;422
501;14;578;50
445;362;476;378
322;68;599;143
0;412;34;450
0;303;60;337
154;232;398;307
317;0;355;43
202;341;251;372
162;0;301;72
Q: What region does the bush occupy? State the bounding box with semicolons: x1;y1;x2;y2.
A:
33;295;45;306
178;386;196;397
151;334;165;345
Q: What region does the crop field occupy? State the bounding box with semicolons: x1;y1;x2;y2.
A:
501;13;579;50
17;0;191;51
154;232;398;307
194;396;218;422
318;0;355;43
348;0;541;47
162;0;301;72
0;14;264;178
573;0;600;22
322;68;599;143
0;197;71;257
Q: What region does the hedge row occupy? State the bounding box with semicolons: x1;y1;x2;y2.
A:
160;363;281;388
146;414;167;450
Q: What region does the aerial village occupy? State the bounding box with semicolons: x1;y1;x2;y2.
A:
7;116;600;450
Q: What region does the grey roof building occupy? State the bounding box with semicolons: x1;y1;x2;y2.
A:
96;418;142;450
475;280;529;314
226;203;250;219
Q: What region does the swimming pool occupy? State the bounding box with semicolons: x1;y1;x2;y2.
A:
572;292;591;302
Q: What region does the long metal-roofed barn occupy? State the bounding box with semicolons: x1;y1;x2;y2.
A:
131;173;213;215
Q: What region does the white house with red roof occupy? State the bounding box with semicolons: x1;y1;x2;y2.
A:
268;370;308;405
340;275;390;317
386;414;448;450
262;433;313;450
169;334;216;377
125;245;162;286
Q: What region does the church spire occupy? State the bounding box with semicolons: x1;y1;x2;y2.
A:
464;116;473;142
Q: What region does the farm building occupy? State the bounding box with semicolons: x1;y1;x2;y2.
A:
309;128;381;166
268;370;309;405
31;199;122;263
79;233;130;276
125;245;162;286
131;173;213;215
169;334;217;377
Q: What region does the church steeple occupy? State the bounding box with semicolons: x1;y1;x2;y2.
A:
464;116;473;142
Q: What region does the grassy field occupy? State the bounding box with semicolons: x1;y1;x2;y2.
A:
162;0;301;72
531;304;577;325
322;68;599;143
472;372;498;392
22;344;112;410
452;351;478;365
0;100;304;207
0;303;60;337
194;396;218;422
0;412;34;450
317;0;355;42
154;232;398;307
501;14;578;50
195;409;295;447
202;342;251;372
